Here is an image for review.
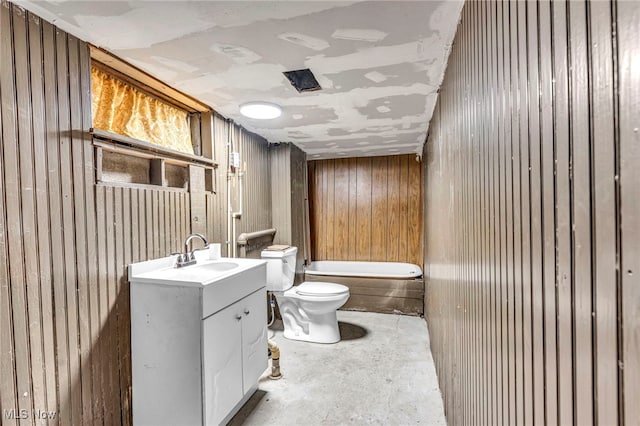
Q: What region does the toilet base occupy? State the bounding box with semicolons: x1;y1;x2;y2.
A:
274;286;349;345
283;311;341;344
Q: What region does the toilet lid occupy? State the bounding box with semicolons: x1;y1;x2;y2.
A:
296;282;349;296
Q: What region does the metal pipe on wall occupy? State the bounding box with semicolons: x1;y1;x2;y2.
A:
226;120;233;257
231;168;244;258
225;122;245;258
237;228;277;246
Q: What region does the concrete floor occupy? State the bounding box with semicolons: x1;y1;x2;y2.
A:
230;311;447;425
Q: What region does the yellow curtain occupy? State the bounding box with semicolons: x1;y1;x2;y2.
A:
91;67;194;155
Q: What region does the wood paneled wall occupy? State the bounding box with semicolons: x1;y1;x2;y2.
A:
0;2;273;424
271;143;307;279
205;113;272;258
423;1;639;425
1;5;92;423
308;155;422;267
93;186;190;425
0;4;193;424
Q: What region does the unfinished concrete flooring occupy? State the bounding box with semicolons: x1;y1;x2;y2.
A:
230;311;446;425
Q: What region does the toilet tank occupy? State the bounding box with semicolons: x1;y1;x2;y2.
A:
261;246;298;291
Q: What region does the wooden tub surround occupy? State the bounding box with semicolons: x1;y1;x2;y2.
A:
304;261;424;316
307;155;423;267
305;275;425;316
307;155;424;315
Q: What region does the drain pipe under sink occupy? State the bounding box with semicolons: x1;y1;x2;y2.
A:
268;340;281;380
267;293;282;380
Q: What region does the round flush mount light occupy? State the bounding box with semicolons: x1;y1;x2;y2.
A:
240;102;282;119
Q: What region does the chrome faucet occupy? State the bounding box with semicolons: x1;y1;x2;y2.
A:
175;233;209;268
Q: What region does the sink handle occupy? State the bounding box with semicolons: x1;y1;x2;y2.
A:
244;309;250;316
235;314;242;320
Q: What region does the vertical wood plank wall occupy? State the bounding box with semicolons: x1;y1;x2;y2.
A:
0;3;274;424
423;0;639;425
271;143;307;278
0;5;193;424
205;113;272;258
308;155;423;267
290;144;308;270
270;145;292;246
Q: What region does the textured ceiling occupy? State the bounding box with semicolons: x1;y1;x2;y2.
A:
18;0;463;159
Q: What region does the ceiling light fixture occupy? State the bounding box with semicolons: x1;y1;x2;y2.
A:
239;102;282;119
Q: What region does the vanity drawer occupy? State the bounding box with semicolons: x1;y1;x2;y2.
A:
202;264;266;318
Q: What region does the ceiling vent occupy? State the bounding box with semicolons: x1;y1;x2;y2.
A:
283;68;322;92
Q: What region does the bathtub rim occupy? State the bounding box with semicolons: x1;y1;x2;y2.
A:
304;260;423;279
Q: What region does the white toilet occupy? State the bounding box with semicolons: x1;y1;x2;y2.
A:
261;246;350;344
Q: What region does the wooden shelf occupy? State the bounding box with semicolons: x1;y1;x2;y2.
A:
93;129;216;190
95;181;188;193
91;128;217;169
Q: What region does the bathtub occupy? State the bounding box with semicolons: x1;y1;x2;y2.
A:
304;261;424;316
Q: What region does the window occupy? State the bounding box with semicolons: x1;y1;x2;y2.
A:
91;65;194;155
89;47;216;189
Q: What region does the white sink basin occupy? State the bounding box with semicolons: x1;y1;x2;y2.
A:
145;261;240;282
196;261;239;272
128;256;265;287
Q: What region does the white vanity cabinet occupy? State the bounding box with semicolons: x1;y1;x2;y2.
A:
129;258;268;426
203;289;267;425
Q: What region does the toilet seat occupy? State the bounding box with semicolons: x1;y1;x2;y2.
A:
295;281;349;297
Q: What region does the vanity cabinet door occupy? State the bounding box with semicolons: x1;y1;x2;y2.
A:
240;289;268;394
203;304;243;426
